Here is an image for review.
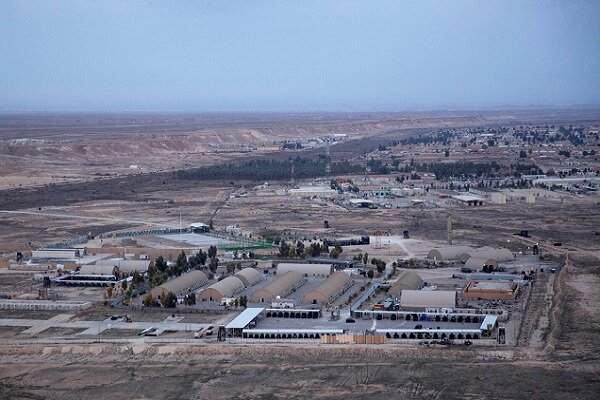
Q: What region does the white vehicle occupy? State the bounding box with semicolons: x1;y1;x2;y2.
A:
139;327;156;336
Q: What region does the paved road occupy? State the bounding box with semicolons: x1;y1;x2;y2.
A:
0;314;211;336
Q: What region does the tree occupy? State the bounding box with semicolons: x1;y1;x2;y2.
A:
239;295;248;308
198;249;208;266
329;248;339;258
444;149;450;157
209;257;219;273
367;270;375;279
295;240;305;258
519;150;527;158
208;245;218;260
175;250;188;274
226;263;236;275
121;280;128;292
279;240;291;257
161;291;178;308
363;252;369;265
143;292;154;307
132;270;144;287
147;262;158;280
183;292;196;306
308;242;322;257
155;256;168;273
105;286;113;299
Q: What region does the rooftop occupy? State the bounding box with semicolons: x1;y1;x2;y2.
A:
225;307;265;330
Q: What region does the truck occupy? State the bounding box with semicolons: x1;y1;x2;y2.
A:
271;298;295;309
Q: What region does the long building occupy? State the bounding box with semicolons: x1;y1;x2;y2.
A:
426;246;513;265
426;246;474;262
276;263;332;277
150;270;209;300
80;259;150;275
251;271;305;303
198;276;245;302
388;271;424;298
302;271;353;305
400;290;456;310
233;267;263;286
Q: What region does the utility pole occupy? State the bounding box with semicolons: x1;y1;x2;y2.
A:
447;213;453;245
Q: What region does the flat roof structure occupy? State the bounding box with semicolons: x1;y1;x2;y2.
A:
480;315;498;331
400;290;456;310
225;307;265;330
289;186;338;197
463;280;520;300
452;194;485;205
468;273;524;282
52;274;125;287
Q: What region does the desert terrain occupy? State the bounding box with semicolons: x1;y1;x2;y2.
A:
0;111;599;399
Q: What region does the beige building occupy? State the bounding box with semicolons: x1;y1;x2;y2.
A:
276;263;333;277
400;290;456;310
462;280;520;300
388;271;424;298
302;272;353;305
150;270;209;300
198;276;245;302
251;271;305;303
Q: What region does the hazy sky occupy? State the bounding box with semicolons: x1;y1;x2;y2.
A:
1;0;599;112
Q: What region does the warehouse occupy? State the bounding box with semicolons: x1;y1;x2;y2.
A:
288;186;338;198
276;262;332;277
80;259;150;275
400;290;456;310
463;280;520;300
251;271;305;303
31;248;83;260
150;270;209;300
426;246;474;262
198;276;245;302
463;257;498;272
467;247;514;262
388;271;424;298
233;267;263;286
302;271;353;304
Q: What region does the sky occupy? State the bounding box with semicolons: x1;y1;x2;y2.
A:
0;0;599;112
